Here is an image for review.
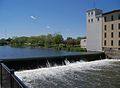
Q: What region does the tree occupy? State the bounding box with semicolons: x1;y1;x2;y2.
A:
37;35;46;46
53;34;63;45
0;38;7;46
10;36;28;47
45;34;53;47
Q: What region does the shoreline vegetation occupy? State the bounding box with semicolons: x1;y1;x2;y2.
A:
0;33;86;52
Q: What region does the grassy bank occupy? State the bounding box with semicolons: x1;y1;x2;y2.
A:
47;44;87;52
9;44;86;52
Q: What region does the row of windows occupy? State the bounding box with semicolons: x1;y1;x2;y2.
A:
104;23;120;30
104;14;120;22
104;32;120;38
104;40;120;46
88;18;99;23
88;12;93;16
88;19;93;23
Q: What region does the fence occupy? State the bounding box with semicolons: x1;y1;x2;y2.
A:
0;62;28;88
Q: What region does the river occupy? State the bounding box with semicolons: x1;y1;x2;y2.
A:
16;59;120;88
0;46;80;59
1;46;120;88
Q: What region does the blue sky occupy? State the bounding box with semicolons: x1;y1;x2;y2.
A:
0;0;120;39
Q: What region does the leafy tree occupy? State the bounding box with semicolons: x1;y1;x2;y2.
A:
53;34;63;44
10;36;28;47
45;34;53;47
0;38;7;46
64;37;75;46
37;35;46;46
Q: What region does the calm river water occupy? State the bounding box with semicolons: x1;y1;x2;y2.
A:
16;59;120;88
0;46;80;59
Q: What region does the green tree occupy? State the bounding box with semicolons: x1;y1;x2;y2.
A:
0;38;7;46
45;34;53;47
65;37;76;46
10;36;28;47
53;34;63;45
37;35;46;46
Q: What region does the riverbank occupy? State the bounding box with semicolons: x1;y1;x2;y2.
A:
39;45;86;52
9;44;87;52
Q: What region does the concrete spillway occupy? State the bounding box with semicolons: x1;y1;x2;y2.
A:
1;52;105;71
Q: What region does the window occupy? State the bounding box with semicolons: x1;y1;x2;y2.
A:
119;23;120;29
111;32;113;38
104;40;106;46
88;19;90;23
119;32;120;38
118;40;120;46
111;24;114;30
88;12;90;16
111;15;114;21
104;25;106;31
97;18;99;21
104;17;107;22
118;14;120;20
91;19;93;22
104;33;107;38
91;12;93;15
111;40;113;46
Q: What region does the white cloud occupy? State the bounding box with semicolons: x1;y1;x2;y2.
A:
30;16;37;20
46;25;51;29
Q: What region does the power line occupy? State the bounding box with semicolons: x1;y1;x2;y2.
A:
93;0;96;8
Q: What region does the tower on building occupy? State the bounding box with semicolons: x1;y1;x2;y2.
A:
86;8;103;51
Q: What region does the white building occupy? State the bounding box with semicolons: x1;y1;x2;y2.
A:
81;39;87;48
86;8;103;51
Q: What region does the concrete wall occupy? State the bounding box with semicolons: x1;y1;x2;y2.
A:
86;9;103;51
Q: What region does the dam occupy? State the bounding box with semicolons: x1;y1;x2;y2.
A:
0;51;106;88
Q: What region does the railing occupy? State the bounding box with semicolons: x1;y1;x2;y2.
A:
0;61;28;88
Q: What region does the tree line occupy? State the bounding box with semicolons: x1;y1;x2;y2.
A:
0;34;86;52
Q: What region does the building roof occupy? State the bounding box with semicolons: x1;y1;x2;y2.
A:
103;9;120;15
86;8;102;12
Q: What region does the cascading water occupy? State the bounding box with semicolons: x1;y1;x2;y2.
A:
15;59;120;88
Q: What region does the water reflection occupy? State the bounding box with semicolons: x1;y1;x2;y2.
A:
0;46;80;59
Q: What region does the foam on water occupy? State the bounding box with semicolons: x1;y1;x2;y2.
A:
15;59;120;88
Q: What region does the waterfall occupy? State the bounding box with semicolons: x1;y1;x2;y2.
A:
15;59;120;88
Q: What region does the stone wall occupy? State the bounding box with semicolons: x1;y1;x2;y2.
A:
105;50;120;59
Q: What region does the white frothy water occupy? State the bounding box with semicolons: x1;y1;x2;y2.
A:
15;59;120;88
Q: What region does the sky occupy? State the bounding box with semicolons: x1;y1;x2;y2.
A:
0;0;120;39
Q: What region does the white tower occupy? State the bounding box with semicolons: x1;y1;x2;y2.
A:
86;8;103;51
